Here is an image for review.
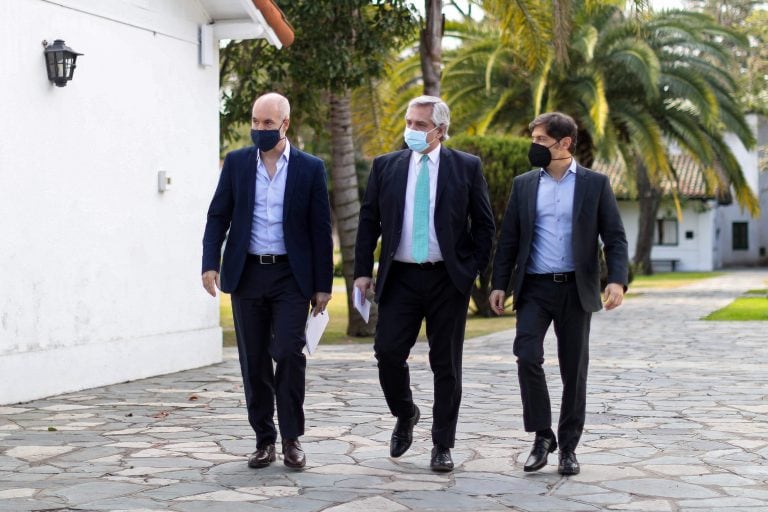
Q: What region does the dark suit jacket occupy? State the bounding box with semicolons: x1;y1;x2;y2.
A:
354;146;495;301
202;145;334;299
492;165;628;312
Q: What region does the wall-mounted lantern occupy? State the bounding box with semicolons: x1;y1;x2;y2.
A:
43;39;83;87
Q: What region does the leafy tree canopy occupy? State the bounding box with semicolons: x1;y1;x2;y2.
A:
219;1;417;146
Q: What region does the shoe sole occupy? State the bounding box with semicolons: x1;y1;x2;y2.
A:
431;464;454;472
283;459;306;470
248;454;276;469
558;467;580;476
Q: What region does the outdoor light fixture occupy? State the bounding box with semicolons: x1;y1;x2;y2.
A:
43;39;82;87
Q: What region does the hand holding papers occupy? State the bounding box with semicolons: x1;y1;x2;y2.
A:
353;286;371;323
305;310;329;355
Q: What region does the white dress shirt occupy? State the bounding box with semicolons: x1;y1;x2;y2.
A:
394;145;444;263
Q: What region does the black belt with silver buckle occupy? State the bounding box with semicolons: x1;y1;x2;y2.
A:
525;272;576;283
248;254;289;264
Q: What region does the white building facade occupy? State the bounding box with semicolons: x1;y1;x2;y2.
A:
605;114;767;272
0;0;290;404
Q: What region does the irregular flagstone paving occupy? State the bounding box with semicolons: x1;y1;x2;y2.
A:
1;269;766;511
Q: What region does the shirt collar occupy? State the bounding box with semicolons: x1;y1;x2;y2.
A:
411;143;441;166
257;139;291;166
539;158;577;178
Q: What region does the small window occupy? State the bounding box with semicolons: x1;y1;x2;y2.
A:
654;218;678;246
732;222;749;250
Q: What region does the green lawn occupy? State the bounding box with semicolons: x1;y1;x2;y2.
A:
220;277;516;347
627;272;767;321
704;287;768;320
629;271;724;290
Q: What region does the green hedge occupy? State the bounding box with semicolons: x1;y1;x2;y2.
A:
445;134;532;315
446;134;531;230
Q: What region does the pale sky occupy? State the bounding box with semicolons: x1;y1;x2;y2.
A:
651;0;686;10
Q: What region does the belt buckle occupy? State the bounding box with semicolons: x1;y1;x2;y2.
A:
259;254;275;264
553;273;567;283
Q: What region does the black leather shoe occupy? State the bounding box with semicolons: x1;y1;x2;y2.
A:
430;445;454;472
523;435;557;472
247;444;276;468
282;439;306;469
558;451;580;475
390;405;420;458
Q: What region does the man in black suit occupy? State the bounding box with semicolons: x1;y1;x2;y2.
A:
490;112;628;475
354;96;495;472
202;92;333;470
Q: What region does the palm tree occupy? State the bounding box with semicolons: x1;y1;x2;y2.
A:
617;10;758;272
441;2;757;274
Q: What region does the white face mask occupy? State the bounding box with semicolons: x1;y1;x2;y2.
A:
404;126;438;152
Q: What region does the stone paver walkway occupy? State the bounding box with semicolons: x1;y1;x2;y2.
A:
1;269;767;511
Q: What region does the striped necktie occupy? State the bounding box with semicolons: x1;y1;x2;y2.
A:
411;154;430;263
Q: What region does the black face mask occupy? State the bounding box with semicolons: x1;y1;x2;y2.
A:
250;128;282;152
527;141;559;168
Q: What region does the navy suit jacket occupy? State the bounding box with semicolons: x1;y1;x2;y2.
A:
492;165;628;312
354;146;495;301
202;145;333;299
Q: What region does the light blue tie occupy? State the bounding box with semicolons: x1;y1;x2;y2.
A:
412;154;430;263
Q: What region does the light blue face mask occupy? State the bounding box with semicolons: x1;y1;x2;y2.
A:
404;126;439;153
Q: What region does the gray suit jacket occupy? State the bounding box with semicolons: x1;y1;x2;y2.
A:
492;165;628;312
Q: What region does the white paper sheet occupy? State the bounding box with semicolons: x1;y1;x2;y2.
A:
305;310;329;355
353;287;371;323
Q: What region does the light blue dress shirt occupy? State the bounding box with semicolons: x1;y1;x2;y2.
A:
527;160;577;274
249;142;290;255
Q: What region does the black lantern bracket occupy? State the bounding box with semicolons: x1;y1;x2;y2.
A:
43;39;83;87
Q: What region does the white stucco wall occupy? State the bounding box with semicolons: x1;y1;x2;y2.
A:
0;0;222;404
717;114;763;266
618;201;716;272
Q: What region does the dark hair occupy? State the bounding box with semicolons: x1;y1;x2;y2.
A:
528;112;578;152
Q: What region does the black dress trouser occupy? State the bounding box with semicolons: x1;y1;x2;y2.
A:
513;276;592;453
230;259;309;448
374;261;471;449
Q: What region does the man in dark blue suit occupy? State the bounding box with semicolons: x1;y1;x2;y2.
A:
490;112;628;476
354;96;495;472
202;92;333;470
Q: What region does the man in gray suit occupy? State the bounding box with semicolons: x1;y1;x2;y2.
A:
490;112;628;476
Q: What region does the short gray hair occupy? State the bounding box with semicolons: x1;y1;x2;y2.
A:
407;95;450;140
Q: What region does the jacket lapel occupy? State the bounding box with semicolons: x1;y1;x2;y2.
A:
283;146;299;223
246;146;258;213
393;150;411;227
435;146;452;209
525;170;539;229
571;165;588;222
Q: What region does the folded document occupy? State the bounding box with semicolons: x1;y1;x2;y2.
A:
305;310;329;355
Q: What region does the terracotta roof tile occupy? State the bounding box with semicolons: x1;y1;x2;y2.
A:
253;0;294;47
592;154;722;200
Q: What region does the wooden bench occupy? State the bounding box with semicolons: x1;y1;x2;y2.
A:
651;259;680;272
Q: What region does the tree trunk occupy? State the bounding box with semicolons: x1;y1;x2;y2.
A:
633;162;662;275
420;0;443;97
329;90;377;336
